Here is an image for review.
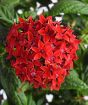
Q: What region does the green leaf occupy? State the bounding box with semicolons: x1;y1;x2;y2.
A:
0;0;20;7
0;24;9;45
0;5;13;24
18;82;31;92
79;34;88;51
37;98;44;105
81;0;88;3
2;100;9;105
27;94;36;105
0;44;5;53
24;11;37;19
81;49;88;85
61;70;88;94
49;0;88;16
0;56;27;105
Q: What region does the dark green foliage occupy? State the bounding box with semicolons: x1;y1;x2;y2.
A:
0;24;9;44
0;5;13;24
62;70;88;92
49;0;88;16
0;56;27;105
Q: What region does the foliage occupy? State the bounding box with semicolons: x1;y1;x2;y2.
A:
1;0;88;105
49;0;88;16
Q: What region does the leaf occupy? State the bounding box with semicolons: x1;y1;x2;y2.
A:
81;49;88;85
17;82;31;93
24;11;37;19
0;24;9;45
27;94;36;105
0;0;20;7
0;56;27;105
0;5;13;24
49;0;88;16
80;34;88;51
81;0;88;3
2;100;9;105
61;70;88;94
0;44;5;54
37;98;44;105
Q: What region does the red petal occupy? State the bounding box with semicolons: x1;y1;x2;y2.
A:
41;66;47;71
28;16;34;24
38;40;44;48
34;53;42;60
43;35;50;43
19;17;25;23
27;31;33;41
38;28;45;35
39;15;46;24
54;50;60;56
31;47;39;52
34;60;41;66
55;33;62;39
47;16;52;23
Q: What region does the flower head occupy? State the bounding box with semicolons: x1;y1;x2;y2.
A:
6;15;80;90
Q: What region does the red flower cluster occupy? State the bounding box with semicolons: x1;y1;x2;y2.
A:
6;15;80;90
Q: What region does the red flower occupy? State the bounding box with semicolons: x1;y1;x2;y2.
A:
31;40;45;60
6;15;80;90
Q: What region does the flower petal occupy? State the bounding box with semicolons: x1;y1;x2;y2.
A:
34;53;42;60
